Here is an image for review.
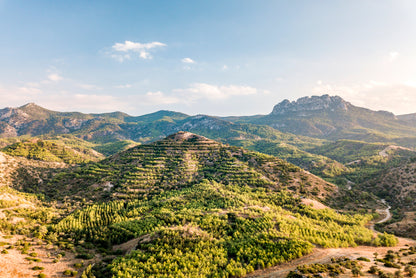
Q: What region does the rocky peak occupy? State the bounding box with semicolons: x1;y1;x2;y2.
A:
271;94;350;115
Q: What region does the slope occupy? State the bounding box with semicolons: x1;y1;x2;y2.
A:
47;132;391;278
44;131;336;203
2;138;104;163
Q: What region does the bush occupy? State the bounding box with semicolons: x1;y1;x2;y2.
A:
74;262;84;269
75;253;94;259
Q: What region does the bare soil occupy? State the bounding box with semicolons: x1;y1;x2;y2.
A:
246;236;415;278
0;232;96;278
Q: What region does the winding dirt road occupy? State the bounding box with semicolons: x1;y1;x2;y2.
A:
246;201;413;278
376;199;392;224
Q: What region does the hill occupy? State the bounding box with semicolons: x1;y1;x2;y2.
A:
2;138;104;164
223;94;416;146
45;132;390;277
43;131;336;203
398;113;416;126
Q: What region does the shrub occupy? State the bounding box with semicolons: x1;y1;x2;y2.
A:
357;256;370;262
75;253;94;259
74;262;84;269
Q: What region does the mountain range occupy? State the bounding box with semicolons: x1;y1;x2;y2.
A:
2;94;416;145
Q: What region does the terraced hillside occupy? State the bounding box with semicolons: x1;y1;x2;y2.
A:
45;132;393;278
2;138;104;163
0;131;401;278
45;131;336;203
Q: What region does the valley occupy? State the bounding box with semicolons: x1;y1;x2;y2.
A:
0;95;415;277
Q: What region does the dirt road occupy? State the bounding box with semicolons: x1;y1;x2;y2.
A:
246;235;415;278
377;199;391;224
247;201;413;278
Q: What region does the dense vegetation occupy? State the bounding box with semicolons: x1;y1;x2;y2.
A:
2;139;103;163
54;179;377;277
39;132;335;205
1;98;414;277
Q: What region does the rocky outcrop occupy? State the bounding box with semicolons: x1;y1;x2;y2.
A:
271;94;350;115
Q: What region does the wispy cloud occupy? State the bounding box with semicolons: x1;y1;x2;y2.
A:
173;83;258;102
47;73;63;82
181;57;195;64
110;40;166;61
77;83;102;90
114;84;132;89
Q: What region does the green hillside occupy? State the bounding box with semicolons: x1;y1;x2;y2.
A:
0;131;400;278
46;132;388;278
43;131;335;203
2;139;104;164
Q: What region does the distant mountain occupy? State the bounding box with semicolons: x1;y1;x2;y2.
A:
223;94;416;145
126;110;189;123
0;103;320;146
0;103;127;140
397;113;416;126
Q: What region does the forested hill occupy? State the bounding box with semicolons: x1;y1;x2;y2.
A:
47;131;393;277
43;131;336;203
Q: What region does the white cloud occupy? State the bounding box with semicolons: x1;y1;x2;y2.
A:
312;80;416;115
181;57;195;64
114;84;132;89
48;73;63;82
389;51;399;62
174;83;258;102
222;65;228;71
110;40;166;61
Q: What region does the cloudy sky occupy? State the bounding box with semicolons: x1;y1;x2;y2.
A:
1;0;416;116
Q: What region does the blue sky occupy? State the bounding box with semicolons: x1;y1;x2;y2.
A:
1;0;416;116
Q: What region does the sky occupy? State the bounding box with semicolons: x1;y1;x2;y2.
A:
1;0;416;116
